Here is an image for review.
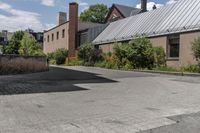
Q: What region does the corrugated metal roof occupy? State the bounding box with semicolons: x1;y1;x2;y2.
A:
93;0;200;44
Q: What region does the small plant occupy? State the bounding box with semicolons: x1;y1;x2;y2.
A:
192;37;200;72
181;65;200;73
154;66;178;72
153;46;166;67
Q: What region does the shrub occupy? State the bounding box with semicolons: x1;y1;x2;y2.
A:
113;36;154;69
153;46;166;67
54;48;68;65
77;43;102;65
128;36;154;69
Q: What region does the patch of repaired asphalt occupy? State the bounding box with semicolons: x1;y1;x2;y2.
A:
138;111;200;133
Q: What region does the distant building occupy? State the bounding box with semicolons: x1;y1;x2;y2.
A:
105;4;141;23
43;3;107;57
0;30;8;45
44;0;200;67
25;29;44;46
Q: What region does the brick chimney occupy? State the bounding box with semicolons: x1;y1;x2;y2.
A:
141;0;147;12
68;2;78;58
57;12;67;25
153;5;157;10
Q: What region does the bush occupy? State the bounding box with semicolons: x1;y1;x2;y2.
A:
153;46;166;67
47;48;68;65
77;43;102;65
54;48;68;65
113;36;154;69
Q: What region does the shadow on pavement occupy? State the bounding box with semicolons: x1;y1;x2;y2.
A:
0;66;117;95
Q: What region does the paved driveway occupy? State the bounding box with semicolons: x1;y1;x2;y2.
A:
0;66;200;133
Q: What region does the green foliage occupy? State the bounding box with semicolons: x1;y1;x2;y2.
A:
0;45;3;54
154;66;177;72
79;4;109;23
54;48;68;65
113;36;154;69
78;43;102;65
5;31;24;54
47;49;68;65
192;37;200;63
181;65;200;73
153;46;166;67
19;33;44;56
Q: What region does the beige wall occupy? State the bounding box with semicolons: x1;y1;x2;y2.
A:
99;43;115;53
150;32;200;68
43;23;69;54
179;32;199;66
99;31;200;68
150;36;180;67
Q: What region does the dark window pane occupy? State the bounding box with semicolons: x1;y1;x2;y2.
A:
168;35;180;58
170;44;179;57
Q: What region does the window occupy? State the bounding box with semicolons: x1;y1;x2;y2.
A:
167;34;180;58
62;29;65;38
52;33;54;41
47;35;49;42
57;31;59;40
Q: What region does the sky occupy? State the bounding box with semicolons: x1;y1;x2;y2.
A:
0;0;179;32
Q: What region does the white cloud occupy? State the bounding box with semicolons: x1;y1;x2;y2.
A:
136;0;179;11
44;23;55;30
0;2;45;32
76;0;89;12
166;0;179;5
41;0;55;7
136;2;164;11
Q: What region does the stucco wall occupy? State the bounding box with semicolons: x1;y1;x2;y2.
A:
43;23;69;54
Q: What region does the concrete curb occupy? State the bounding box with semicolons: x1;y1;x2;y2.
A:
133;69;200;77
51;65;200;77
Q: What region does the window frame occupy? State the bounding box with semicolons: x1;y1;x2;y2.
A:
52;33;54;41
57;31;59;40
167;34;180;60
62;29;65;38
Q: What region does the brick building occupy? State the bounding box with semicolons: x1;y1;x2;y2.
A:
44;0;200;67
105;4;141;22
43;3;106;58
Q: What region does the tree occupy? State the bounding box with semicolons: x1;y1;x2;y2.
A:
79;4;109;23
5;31;24;54
18;33;44;56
